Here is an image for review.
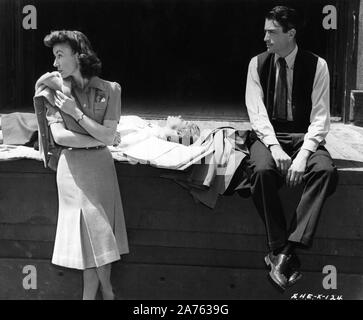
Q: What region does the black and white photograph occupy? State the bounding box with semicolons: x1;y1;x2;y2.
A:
0;0;362;305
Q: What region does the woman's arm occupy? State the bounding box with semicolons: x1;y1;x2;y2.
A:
73;111;117;146
55;90;117;146
50;122;105;148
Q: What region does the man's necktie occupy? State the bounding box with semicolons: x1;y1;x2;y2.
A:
273;57;288;121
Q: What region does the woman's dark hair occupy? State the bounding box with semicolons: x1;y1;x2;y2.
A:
44;30;102;78
265;6;301;36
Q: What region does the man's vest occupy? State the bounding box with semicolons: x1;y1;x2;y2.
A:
257;50;318;133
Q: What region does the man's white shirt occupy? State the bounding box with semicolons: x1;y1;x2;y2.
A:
245;45;330;152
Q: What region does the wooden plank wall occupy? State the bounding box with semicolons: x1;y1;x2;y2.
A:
0;160;363;299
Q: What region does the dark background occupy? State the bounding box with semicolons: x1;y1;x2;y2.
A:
0;0;345;117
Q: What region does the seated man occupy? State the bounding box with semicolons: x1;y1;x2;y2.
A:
245;6;338;290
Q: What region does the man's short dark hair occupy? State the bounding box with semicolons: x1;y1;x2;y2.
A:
265;6;301;34
44;30;102;78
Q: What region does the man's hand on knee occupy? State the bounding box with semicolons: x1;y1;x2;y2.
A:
286;149;312;187
269;144;292;176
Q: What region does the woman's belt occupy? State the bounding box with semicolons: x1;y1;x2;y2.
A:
65;146;106;151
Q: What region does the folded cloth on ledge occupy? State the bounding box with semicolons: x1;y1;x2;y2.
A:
160;127;251;208
1;112;38;145
114;115;200;148
0;144;43;161
110;135;213;170
108;115;211;169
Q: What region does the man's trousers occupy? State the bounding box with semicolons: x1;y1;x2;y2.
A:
247;132;338;251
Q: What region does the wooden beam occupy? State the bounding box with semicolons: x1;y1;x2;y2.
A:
342;0;360;122
356;0;363;90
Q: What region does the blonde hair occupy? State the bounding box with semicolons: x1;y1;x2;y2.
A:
177;121;200;142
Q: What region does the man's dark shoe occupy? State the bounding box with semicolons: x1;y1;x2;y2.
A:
286;254;302;287
264;252;289;290
265;252;303;288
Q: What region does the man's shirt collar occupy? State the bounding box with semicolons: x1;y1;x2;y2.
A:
274;44;298;70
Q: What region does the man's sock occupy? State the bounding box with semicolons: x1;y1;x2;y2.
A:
272;245;285;256
272;242;296;256
280;241;296;256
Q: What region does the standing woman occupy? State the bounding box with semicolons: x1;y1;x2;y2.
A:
42;30;129;299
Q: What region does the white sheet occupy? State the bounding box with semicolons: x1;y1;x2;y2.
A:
0;116;213;170
109;135;213;169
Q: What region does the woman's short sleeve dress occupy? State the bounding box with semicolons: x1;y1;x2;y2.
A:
51;77;129;270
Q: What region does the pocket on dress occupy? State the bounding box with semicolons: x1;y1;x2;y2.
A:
94;101;107;123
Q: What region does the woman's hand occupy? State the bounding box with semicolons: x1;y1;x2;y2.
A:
112;131;121;146
54;90;79;118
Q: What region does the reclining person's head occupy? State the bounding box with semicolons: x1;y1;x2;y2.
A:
164;116;200;144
